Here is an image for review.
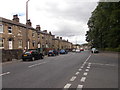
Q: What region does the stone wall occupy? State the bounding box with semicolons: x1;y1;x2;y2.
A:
2;49;23;62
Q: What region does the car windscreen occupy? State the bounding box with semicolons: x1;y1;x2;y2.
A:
24;52;31;54
49;50;53;52
60;50;65;52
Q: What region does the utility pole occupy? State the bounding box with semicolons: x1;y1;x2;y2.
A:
26;0;30;51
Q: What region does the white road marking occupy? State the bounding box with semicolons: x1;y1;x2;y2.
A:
88;63;91;65
87;66;90;69
0;72;10;76
64;84;71;88
83;72;88;76
91;63;115;67
85;55;91;62
80;55;91;69
81;66;84;69
28;62;47;68
79;69;82;71
85;69;89;72
70;76;76;81
75;72;80;75
77;85;83;89
80;77;86;82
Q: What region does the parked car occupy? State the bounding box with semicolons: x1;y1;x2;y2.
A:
60;49;67;54
48;50;59;56
91;48;99;53
72;49;76;52
22;50;44;61
80;48;84;51
75;49;81;53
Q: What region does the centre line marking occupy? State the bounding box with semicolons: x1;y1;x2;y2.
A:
87;66;90;69
64;84;71;88
0;72;10;76
77;85;83;89
79;69;82;71
85;69;89;72
81;66;84;68
75;72;80;75
28;62;47;68
80;77;86;82
83;72;88;76
85;55;91;62
70;76;76;81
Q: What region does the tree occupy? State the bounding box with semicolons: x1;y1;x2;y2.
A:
86;2;120;49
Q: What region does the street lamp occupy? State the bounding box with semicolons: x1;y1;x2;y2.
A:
26;0;30;51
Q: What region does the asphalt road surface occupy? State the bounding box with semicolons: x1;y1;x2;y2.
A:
2;50;118;89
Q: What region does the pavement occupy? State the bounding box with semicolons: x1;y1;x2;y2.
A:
1;51;118;89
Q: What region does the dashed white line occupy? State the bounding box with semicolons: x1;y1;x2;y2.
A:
75;72;80;75
88;63;91;65
83;72;88;76
79;69;82;71
70;76;76;81
77;85;83;89
28;62;47;68
85;55;91;62
87;66;90;69
64;83;71;88
80;77;86;82
81;66;84;69
0;72;10;76
85;69;89;72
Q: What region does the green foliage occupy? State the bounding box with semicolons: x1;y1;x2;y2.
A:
86;2;120;51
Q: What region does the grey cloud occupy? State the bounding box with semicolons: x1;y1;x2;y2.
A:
35;0;98;44
37;1;98;22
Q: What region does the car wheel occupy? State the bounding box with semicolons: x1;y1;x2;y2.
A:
32;57;35;61
22;59;26;61
41;56;44;59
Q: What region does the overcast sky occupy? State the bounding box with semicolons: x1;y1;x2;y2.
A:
0;0;99;44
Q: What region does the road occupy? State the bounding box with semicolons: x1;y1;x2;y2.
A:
2;51;118;89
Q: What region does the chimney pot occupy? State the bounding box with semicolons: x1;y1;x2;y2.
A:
13;14;19;22
49;31;52;35
60;37;62;40
26;19;32;26
56;36;59;39
36;25;41;31
43;30;47;33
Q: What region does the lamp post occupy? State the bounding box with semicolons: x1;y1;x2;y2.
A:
26;0;30;51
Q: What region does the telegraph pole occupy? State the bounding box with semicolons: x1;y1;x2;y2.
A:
26;0;30;51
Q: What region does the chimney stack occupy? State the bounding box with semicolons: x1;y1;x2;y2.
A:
26;19;32;26
43;30;47;33
49;31;52;35
60;37;62;40
36;25;41;31
56;36;59;39
13;14;19;22
53;35;55;38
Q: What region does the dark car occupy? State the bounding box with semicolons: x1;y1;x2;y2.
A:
22;50;44;61
48;50;59;56
60;49;67;54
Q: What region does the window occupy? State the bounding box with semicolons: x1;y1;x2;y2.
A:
8;38;13;49
18;40;22;48
32;31;36;37
0;38;4;48
0;24;3;33
32;41;35;47
8;26;12;33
